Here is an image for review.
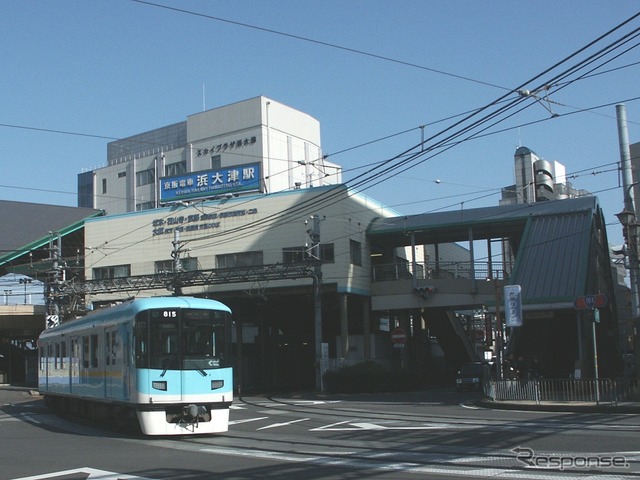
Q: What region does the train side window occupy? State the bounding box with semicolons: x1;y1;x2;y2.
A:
71;338;80;368
112;331;118;365
90;334;99;368
82;336;89;368
39;346;45;371
54;343;60;369
106;332;111;366
60;340;66;369
106;330;117;366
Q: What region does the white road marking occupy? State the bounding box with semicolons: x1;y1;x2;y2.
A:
12;467;156;480
257;418;310;430
228;416;269;425
312;420;468;431
198;446;632;478
19;413;42;425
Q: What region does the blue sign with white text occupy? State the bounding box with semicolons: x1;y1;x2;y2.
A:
504;284;523;327
160;163;261;203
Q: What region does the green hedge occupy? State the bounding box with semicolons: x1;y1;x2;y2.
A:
323;361;418;393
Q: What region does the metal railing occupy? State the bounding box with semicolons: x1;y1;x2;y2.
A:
485;378;640;406
372;261;506;282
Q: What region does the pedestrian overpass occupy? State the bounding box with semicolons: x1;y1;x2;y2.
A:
366;196;618;379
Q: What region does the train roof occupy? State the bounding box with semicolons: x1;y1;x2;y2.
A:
39;296;231;339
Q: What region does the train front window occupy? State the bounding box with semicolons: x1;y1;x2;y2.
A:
142;308;230;371
182;309;230;370
148;309;179;371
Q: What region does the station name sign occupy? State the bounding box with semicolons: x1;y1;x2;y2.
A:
160;163;261;203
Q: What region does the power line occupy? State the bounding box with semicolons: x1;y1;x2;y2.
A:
181;14;640;251
130;0;510;92
5;12;640;262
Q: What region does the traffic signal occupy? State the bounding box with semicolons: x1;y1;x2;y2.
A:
414;286;434;298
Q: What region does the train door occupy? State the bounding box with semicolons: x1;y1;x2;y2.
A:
38;343;49;391
104;328;118;399
69;337;80;392
121;326;130;401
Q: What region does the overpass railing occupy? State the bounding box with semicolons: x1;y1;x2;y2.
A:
372;261;506;282
485;378;640;406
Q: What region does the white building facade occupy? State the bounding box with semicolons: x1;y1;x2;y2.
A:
78;96;342;215
83;184;403;391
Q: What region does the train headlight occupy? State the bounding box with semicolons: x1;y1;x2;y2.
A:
152;381;167;391
211;380;224;390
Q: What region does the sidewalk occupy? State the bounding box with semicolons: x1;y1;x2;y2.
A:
478;397;640;414
0;385;41;405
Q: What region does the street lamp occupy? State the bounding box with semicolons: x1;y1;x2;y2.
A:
616;208;640;380
19;278;32;304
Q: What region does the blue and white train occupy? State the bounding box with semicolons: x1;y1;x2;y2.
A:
38;296;233;435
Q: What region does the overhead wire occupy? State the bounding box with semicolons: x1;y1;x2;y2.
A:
130;0;510;92
182;14;640;252
10;10;640;265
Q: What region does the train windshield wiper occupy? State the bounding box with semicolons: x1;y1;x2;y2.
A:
160;355;177;377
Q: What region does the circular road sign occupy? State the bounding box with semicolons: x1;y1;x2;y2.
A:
391;328;407;344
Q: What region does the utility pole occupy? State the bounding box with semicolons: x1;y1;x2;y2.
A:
616;104;640;379
45;232;64;328
171;230;190;296
306;215;324;391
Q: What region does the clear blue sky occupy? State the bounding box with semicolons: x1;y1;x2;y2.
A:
1;1;639;247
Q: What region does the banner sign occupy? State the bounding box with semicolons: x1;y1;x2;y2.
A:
504;284;523;327
160;163;260;203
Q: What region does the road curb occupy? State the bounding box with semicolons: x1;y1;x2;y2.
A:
476;398;640;414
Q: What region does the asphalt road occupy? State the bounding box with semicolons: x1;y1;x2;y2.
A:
1;387;639;479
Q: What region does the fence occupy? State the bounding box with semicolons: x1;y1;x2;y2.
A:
372;261;505;282
485;378;640;406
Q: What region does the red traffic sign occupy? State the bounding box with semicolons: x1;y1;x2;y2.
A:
390;328;407;344
573;294;608;310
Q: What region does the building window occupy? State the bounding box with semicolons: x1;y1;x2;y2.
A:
320;243;335;263
216;251;263;269
165;161;186;177
136;168;155;187
283;247;306;264
118;171;126;178
102;178;107;194
136;201;155;211
283;244;334;263
93;264;131;280
155;258;198;273
350;240;362;266
211;155;221;170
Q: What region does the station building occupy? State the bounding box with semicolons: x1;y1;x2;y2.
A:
0;96;623;389
82;184;409;391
